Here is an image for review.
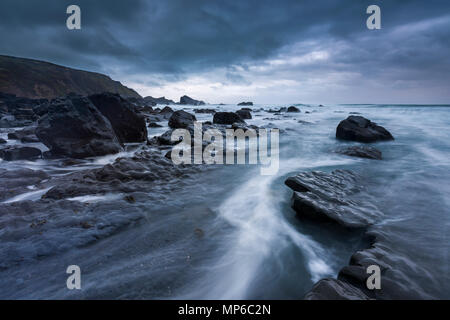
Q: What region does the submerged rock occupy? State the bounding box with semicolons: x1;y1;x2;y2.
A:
213;112;245;125
0;146;42;161
89;93;148;143
336;116;394;143
335;146;382;160
168;110;197;129
36;94;122;158
285;170;382;228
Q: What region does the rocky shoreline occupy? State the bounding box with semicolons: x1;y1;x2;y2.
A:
0;91;437;299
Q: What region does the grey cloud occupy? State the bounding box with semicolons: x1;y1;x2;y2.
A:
0;0;449;102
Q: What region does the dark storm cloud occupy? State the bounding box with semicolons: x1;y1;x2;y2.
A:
0;0;449;102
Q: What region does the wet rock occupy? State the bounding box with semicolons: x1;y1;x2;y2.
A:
148;122;162;128
156;130;178;145
336;116;394;143
213;112;245;125
0;168;49;201
20;135;40;143
32;103;50;117
285;170;382;228
36;94;122;158
0;146;42;161
7;127;36;140
155;106;174;120
194;109;216;114
146;114;165;123
179;95;205;106
160;106;174;114
231;122;258;131
237;102;253;106
168;110;197;129
306;232;435;300
0;138;6;144
89;93;148;143
43;150;201;200
287;106;300;112
124;195;136;203
267;107;287;113
335;146;382;160
236;109;252;120
0;115;33;128
305;278;369;300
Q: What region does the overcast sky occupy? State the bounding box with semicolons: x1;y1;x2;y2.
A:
0;0;449;104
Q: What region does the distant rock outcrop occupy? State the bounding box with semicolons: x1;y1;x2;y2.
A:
179;95;205;106
143;96;176;105
237;102;253;106
0;55;141;99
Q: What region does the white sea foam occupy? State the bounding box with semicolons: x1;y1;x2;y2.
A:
2;187;52;203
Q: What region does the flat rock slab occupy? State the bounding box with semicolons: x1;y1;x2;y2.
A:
285;170;382;228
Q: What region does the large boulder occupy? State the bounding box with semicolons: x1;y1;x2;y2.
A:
334;146;382;160
179;95;205;106
0;146;42;161
213;112;245;125
284;170;382;228
36;94;122;158
88;93;147;143
336;116;394;143
287;106;300;112
236;109;252;119
168;110;197;129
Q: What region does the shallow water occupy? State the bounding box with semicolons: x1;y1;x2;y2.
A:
0;103;449;299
